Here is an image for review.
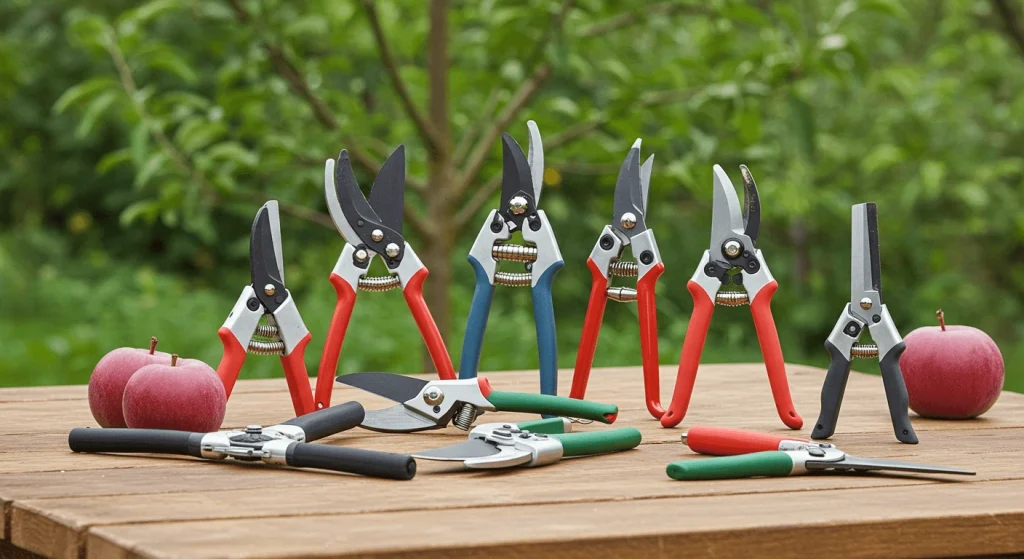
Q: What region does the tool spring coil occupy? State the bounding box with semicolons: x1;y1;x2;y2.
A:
609;260;638;277
492;244;537;263
253;324;279;339
358;275;401;292
494;272;532;287
453;404;479;430
715;291;750;307
851;344;879;359
247;340;285;355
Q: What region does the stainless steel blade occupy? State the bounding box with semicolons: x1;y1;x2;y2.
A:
412;439;501;461
360;406;438;433
324;156;361;244
335;372;428;404
850;203;879;312
612;140;646;237
808;454;975;476
499;132;535;227
639;154;654;214
367;145;406;237
527;120;544;204
739;165;760;245
250;203;285;293
709;164;745;253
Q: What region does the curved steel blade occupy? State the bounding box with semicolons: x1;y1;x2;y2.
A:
336;372;427;404
739;165;760;244
325;152;365;244
367;145;406;237
527;120;544;204
809;454;975;476
709;165;745;252
499;132;535;231
413;439;500;461
250;202;285;312
360;406;438;433
639;154;654;214
612;140;646;238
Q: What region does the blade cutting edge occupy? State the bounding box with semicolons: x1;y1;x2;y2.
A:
336;372;428;404
413;439;501;461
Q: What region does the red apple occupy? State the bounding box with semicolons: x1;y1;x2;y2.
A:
900;310;1004;419
89;337;173;427
122;355;227;432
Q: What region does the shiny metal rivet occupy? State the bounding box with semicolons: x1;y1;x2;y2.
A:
620;212;637;229
371;229;384;242
263;284;276;296
244;425;262;434
723;240;742;258
354;248;368;262
423;386;444;406
860;297;873;310
385;243;400;258
509;196;528;215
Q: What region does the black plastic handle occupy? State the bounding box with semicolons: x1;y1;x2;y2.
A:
280;401;365;442
285;442;416;480
879;342;918;444
69;428;205;457
811;340;852;440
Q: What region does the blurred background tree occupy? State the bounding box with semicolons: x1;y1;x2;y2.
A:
0;0;1021;394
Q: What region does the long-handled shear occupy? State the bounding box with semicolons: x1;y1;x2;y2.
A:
570;140;665;419
317;146;455;410
413;418;641;470
813;203;917;444
460;121;564;397
662;165;802;430
336;372;618;433
216;201;315;416
665;425;974;480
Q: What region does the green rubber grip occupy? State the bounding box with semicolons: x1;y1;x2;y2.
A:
550;427;642;457
486;391;618;424
666;451;795;481
517;417;571;434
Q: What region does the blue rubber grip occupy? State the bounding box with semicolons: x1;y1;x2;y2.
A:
532;261;564;398
459;255;496;379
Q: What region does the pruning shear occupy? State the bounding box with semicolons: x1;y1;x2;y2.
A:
336;372;617;433
460;121;564;397
570;139;665;419
216;201;315;416
813;203;917;444
662;165;802;430
70;402;417;479
665;425;974;480
413;418;641;470
316;146;455;410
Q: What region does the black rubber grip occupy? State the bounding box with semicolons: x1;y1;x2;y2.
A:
879;342;918;444
69;428;205;457
280;401;365;442
811;340;852;440
285;442;416;480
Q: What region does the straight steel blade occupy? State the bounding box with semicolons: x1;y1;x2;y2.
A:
527;120;544;204
850;203;878;307
336;372;428;404
367;145;406;237
412;439;501;461
808;454;975;476
360;406;439;433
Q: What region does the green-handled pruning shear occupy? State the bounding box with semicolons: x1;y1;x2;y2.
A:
336;373;618;433
413;418;641;469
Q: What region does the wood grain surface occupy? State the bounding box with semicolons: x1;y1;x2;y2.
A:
1;364;1022;559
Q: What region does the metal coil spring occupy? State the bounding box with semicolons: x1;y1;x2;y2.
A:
253;324;279;339
247;339;285;355
494;271;532;287
358;275;401;292
607;287;637;302
851;344;879;359
452;404;479;430
609;260;638;277
492;244;537;263
716;291;750;307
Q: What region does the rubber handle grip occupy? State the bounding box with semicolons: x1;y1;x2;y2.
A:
569;258;609;401
69;428;205;457
487;391;618;423
552;427;642;458
403;267;456;380
459;255;496;379
316;273;357;410
750;282;803;429
685;425;806;456
517;417;571;434
666;451;795;480
280;401;365;442
879;342;918;444
284;442;416;480
661;281;715;428
532;262;564;398
280;332;315;416
215;326;248;398
636;262;666;418
811;339;852;440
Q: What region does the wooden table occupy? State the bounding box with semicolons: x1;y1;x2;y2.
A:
2;364;1023;559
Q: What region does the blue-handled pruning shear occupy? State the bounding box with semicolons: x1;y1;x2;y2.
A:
460;121;563;397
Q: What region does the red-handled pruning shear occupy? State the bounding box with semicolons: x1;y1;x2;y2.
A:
661;165;801;430
316;147;455;410
216;201;315;416
570;139;665;418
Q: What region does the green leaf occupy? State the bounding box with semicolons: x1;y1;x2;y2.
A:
74;91;119;139
96;149;132;174
118;0;183;29
174;117;224;154
53;78;118;114
137;46;198;84
134;152;169;188
205;142;258;167
120;200;161;226
130;123;150;167
861;144;904;174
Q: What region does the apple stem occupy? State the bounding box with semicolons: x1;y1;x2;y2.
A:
936;309;946;332
149;337;158;355
171;354;178;367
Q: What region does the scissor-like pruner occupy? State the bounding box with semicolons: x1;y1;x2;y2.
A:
412;418;641;470
336;372;617;433
460;121;564;397
316;146;455;410
662;165;802;430
666;425;974;480
813;203;918;444
216;201;315;416
570;139;665;418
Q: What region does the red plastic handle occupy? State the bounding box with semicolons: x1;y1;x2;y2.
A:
216;326;247;399
661;281;715;428
315;273;357;410
750;281;803;429
637;262;665;418
280;332;315;416
569;258;609;401
685;425;807;456
403;267;456;380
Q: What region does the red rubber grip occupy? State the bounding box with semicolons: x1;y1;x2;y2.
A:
661;281;715;428
750;281;803;430
569;258;609;401
403;267;456;380
280;332;315;416
686;425;806;456
637;262;665;418
315;274;357;410
216;327;247;399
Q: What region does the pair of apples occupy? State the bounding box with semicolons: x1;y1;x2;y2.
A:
88;337;226;431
